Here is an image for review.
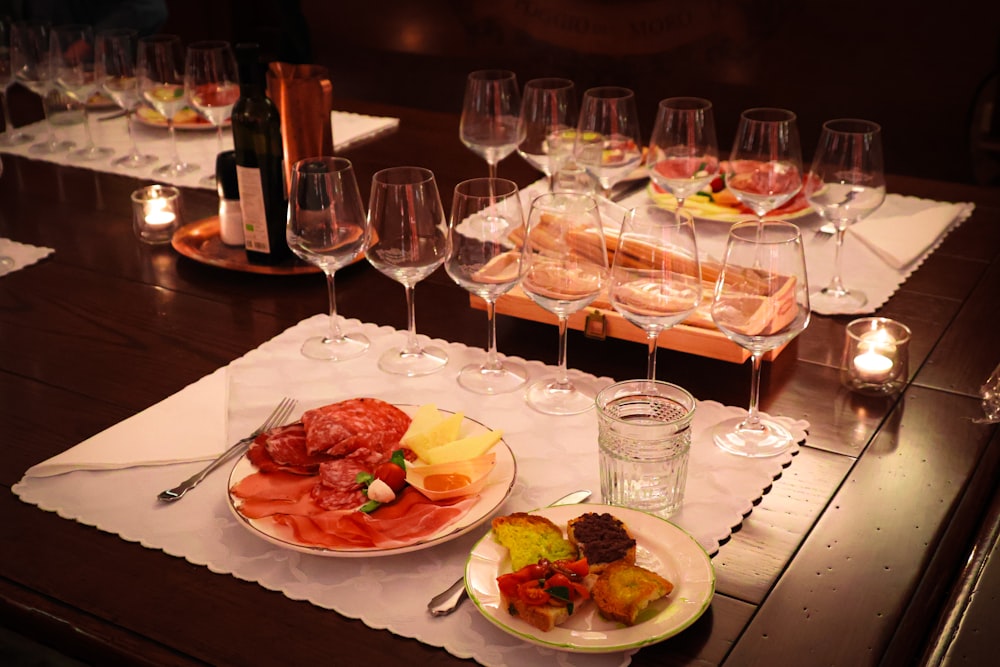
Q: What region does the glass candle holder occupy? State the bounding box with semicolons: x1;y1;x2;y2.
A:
841;317;911;395
131;185;181;244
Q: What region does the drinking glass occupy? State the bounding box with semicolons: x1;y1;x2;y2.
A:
99;28;156;168
137;34;198;176
711;220;810;457
647;97;719;210
805;119;886;311
0;153;10;274
574;86;643;199
516;77;577;188
286;157;370;360
521;192;609;414
0;16;33;147
366;166;450;376
459;69;524;179
184;40;239;186
51;23;113;161
726;108;803;224
609;206;702;380
446;177;528;394
12;20;76;154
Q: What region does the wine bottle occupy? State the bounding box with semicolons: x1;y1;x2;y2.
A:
231;42;291;264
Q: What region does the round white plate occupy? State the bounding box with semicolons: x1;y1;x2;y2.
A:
227;407;516;557
465;503;714;652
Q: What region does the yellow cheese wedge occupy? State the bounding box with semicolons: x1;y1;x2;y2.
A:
424;429;503;465
401;409;465;462
402;404;442;438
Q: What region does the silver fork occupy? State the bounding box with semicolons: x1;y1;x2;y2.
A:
157;397;297;503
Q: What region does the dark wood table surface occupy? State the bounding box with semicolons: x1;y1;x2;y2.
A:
2;98;999;667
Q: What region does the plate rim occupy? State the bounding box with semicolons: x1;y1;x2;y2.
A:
171;216;321;276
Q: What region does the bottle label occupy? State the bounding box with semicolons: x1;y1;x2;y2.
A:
236;165;271;253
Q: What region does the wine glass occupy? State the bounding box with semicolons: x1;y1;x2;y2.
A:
286;157;371;360
647;97;719;210
1;16;33;147
608;205;702;380
516;77;577;188
805;119;886;311
711;220;810;457
726;108;803;224
521;192;609;415
366;166;450;376
184;40;239;186
11;20;76;154
446;177;528;394
574;86;643;199
98;28;156;168
0;153;11;274
137;34;198;177
50;23;113;161
459;69;524;179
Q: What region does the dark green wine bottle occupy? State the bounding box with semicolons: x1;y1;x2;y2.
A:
231;42;291;264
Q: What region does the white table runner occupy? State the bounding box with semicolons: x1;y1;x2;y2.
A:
14;314;807;667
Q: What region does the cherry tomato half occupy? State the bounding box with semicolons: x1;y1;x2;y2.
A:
374;462;406;493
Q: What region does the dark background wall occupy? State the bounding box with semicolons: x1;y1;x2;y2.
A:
162;0;1000;186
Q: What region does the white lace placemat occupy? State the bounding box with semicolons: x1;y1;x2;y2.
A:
0;237;54;277
14;314;807;666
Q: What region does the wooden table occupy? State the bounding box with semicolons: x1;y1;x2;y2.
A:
2;99;999;666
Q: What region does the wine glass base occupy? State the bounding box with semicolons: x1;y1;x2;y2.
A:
30;139;75;154
154;161;200;177
113;152;158;168
70;146;114;161
378;345;448;376
300;333;369;361
0;131;33;147
810;286;868;312
457;360;527;395
712;416;795;457
525;376;596;415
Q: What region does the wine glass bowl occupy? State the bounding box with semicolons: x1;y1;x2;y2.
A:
184;40;239;185
11;20;76;155
99;28;156;168
137;34;198;177
287;157;371;361
710;220;810;457
51;23;114;161
726;108;803;222
0;17;33;147
805;118;886;312
647;97;719;210
446;177;528;394
574;86;643;198
366;166;450;376
460;69;524;179
516;77;577;186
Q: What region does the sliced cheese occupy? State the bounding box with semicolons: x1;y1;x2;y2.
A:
424;429;503;465
401;409;466;462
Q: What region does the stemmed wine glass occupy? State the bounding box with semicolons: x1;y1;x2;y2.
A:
726;108;803;224
286;157;371;360
366;166;450;376
521;192;609;415
459;69;524;179
608;206;702;380
50;23;114;161
0;154;11;274
137;34;198;176
805;119;886;312
574;86;643;199
11;20;76;154
1;16;33;147
446;177;528;394
184;40;239;186
647;97;719;210
516;77;577;188
711;220;810;457
99;28;156;168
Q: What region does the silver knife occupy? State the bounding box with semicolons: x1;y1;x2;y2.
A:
427;489;592;616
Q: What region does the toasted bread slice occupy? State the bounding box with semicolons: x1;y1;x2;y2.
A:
501;594;576;632
567;512;637;573
591;560;673;626
491;513;577;571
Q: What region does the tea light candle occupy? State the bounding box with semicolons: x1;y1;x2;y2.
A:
144;201;176;226
841;317;912;395
131;185;181;244
853;349;894;382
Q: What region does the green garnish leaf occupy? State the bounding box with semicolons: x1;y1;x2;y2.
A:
358;499;380;513
355;471;375;486
390;449;406;469
547;585;572;603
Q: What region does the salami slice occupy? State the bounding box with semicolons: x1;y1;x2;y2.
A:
247;422;333;475
300;398;411;456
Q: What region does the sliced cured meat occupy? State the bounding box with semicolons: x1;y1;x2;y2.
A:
313;458;370;510
247;422;332;475
300;398;410;456
229;470;322;519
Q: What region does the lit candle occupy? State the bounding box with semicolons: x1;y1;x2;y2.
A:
853;349;894;382
145;200;176;226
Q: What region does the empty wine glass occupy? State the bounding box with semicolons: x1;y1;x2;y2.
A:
805;119;886;312
446;177;528;394
647;97;719;210
137;34;198;176
185;40;239;186
574;86;643;199
0;153;11;274
711;220;810;457
1;16;33;147
51;23;113;161
460;69;524;179
12;20;76;154
726;108;803;224
609;206;702;380
366;166;450;376
287;157;371;360
516;77;577;188
98;28;155;168
521;192;609;415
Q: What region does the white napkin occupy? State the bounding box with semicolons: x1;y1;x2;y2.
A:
332;111;399;150
0;237;54;276
850;201;968;269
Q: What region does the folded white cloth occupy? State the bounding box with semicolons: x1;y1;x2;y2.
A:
332;111;399;150
850;201;969;269
0;237;54;276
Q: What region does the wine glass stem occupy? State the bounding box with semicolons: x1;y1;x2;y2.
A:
402;284;422;355
826;227;848;294
646;331;658;380
324;270;344;342
167;119;181;166
554;315;572;389
487;161;497;179
483;298;502;372
1;90;16;136
80;109;96;150
124;109;141;157
215;123;224;155
743;351;765;430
